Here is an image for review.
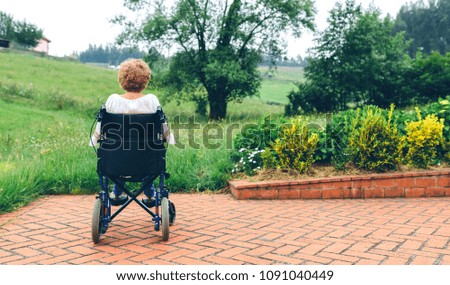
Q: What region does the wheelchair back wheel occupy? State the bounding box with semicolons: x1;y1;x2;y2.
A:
161;197;170;241
92;198;103;244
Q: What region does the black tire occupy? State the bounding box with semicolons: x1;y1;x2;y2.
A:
169;201;176;226
161;197;170;241
92;198;103;244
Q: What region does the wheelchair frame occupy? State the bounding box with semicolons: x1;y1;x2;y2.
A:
90;106;175;244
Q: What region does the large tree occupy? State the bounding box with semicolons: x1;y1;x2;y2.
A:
114;0;315;120
0;12;14;40
0;11;43;48
286;0;411;114
394;0;450;56
13;20;43;48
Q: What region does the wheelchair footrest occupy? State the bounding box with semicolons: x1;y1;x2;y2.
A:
142;198;156;208
109;193;129;206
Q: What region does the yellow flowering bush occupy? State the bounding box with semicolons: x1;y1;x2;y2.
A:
262;116;319;173
349;105;404;172
406;109;444;168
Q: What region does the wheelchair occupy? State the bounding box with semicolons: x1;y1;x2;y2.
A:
90;106;176;244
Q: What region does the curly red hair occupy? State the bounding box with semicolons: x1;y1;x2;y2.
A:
118;59;151;92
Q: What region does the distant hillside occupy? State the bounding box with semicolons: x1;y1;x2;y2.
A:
0;50;123;114
258;66;304;104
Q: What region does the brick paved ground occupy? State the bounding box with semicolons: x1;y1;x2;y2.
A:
0;194;449;265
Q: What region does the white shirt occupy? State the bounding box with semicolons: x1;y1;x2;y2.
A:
90;94;175;146
105;93;161;114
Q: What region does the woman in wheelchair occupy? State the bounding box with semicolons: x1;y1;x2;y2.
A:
89;59;175;243
90;59;175;205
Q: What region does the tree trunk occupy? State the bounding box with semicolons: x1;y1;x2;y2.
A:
208;91;227;120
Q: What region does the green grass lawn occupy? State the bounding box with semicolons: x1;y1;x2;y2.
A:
0;50;293;213
258;66;304;104
0;52;121;107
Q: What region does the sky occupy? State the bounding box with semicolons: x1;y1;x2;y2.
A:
0;0;412;58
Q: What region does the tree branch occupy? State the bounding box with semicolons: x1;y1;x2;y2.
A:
218;0;241;48
219;0;229;37
202;0;209;40
169;21;195;62
238;14;273;56
187;0;206;52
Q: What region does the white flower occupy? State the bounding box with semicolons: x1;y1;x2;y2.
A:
239;148;246;152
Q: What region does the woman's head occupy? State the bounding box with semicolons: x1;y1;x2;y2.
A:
118;59;151;92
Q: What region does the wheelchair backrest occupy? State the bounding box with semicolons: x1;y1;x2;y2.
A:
97;111;166;178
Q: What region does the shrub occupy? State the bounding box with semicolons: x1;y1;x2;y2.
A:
285;82;338;115
232;148;264;175
348;105;404;172
48;89;78;110
231;116;286;175
443;140;450;163
0;82;35;100
263;116;319;173
324;109;359;170
312;128;330;163
415;99;450;162
261;148;278;169
421;97;450;140
391;108;417;136
233;115;286;151
405;109;444;168
411;51;450;104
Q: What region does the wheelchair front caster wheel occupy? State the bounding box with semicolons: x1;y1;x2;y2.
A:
92;198;103;244
161;197;170;241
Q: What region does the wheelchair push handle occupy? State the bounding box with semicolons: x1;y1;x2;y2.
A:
156;106;167;123
96;105;106;122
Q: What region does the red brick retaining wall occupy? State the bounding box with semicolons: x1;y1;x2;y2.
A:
229;169;450;200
